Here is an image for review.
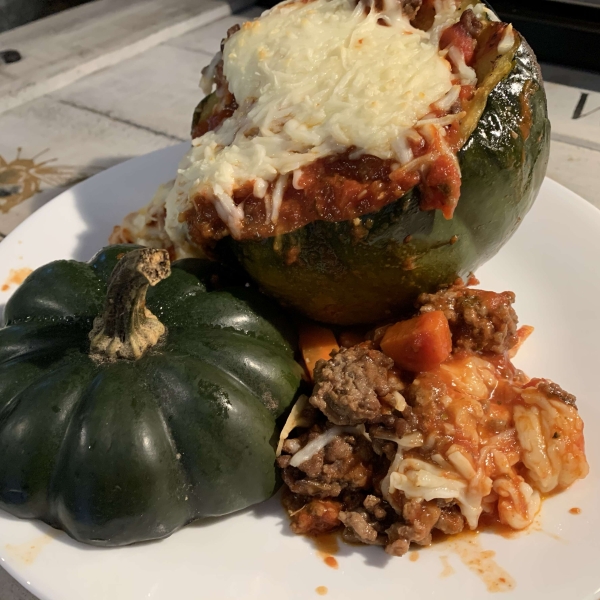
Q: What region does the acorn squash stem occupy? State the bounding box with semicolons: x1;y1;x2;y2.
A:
88;248;171;361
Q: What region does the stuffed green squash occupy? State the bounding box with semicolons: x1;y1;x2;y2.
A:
112;0;549;324
0;245;302;546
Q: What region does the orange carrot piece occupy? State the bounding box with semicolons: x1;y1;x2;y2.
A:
508;325;534;359
299;323;340;379
380;311;452;373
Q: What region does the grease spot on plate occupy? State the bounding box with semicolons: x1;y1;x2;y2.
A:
312;532;340;568
312;532;339;556
446;531;515;593
480;508;563;542
439;555;455;578
529;513;564;542
1;267;32;291
316;586;328;595
569;507;581;515
409;551;419;562
5;531;60;565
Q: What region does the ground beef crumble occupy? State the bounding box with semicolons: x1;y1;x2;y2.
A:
536;379;577;407
310;343;405;425
339;510;385;545
459;8;483;38
278;429;375;498
400;0;423;20
279;286;584;557
279;330;472;555
278;411;467;554
435;506;466;534
418;287;518;354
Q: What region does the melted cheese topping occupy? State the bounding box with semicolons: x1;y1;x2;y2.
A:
165;0;458;243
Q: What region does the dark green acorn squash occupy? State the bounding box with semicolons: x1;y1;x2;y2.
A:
224;29;550;325
0;245;302;546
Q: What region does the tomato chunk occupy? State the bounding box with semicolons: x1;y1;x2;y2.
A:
459;84;476;102
419;154;461;219
439;22;477;65
380;311;452;372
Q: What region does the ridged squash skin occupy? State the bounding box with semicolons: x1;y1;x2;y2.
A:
0;245;302;546
226;39;550;324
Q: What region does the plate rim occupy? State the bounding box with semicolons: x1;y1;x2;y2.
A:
0;145;599;600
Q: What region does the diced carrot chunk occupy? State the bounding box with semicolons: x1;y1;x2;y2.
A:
299;323;340;380
380;311;452;372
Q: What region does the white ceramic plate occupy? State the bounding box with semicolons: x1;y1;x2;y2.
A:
0;143;599;600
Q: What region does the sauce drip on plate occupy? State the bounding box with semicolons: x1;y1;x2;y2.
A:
1;267;32;291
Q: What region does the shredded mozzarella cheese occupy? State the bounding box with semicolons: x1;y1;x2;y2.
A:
164;0;458;244
292;169;304;190
434;84;461;111
390;390;407;412
429;0;461;45
276;395;311;457
373;430;424;448
472;3;500;22
289;426;359;468
389;457;486;528
448;45;477;85
271;173;288;223
498;23;515;54
200;51;222;95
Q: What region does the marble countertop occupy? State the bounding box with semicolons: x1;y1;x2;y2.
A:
1;2;600;598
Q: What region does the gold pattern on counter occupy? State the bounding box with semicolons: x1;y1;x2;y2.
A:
0;149;74;213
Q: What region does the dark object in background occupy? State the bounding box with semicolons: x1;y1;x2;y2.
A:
0;49;20;63
254;0;600;75
477;0;600;74
0;0;93;34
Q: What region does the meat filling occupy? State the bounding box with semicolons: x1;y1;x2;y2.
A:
278;430;374;498
418;286;519;354
310;343;404;425
279;286;588;556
